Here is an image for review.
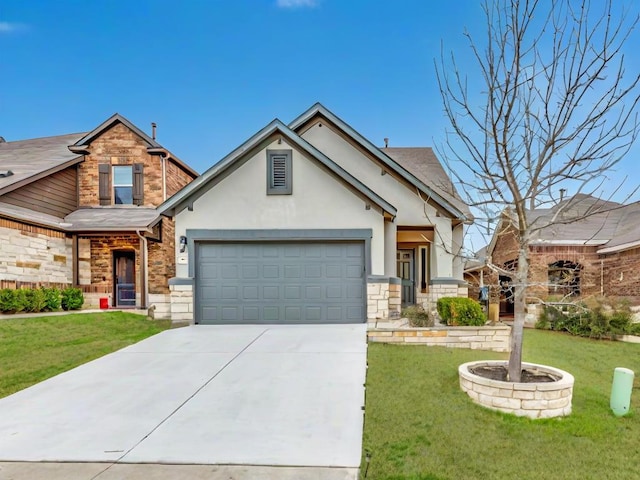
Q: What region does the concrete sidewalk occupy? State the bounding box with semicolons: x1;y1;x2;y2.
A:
0;462;359;479
0;325;366;478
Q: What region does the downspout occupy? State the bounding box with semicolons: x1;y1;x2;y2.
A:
161;154;167;201
136;230;149;309
600;259;604;296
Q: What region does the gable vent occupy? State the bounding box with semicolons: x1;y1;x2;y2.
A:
267;150;292;195
271;155;288;188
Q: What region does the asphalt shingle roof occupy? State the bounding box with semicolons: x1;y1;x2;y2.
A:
63;207;160;232
382;147;472;219
0;133;85;194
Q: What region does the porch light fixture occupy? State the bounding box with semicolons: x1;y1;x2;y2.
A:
179;235;187;253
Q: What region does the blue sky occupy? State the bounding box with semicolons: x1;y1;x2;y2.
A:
1;0;639;249
0;0;485;170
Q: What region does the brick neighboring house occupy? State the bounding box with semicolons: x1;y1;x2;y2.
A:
465;194;640;318
0;114;198;315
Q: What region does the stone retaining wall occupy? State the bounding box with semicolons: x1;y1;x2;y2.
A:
367;325;510;352
458;361;574;419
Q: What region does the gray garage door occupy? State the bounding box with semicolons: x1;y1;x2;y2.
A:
195;241;365;324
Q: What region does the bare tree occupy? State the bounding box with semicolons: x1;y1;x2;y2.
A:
436;0;640;381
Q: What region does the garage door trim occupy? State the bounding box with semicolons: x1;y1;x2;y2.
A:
188;229;372;325
186;229;372;278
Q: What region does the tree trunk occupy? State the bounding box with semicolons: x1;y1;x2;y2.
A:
508;245;529;382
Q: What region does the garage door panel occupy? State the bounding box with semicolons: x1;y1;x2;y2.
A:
346;284;363;299
199;286;218;299
284;285;301;300
284;265;301;278
263;286;279;299
221;307;239;321
242;265;259;279
221;265;238;279
221;286;238;300
242;306;260;321
263;306;280;322
326;285;342;299
263;265;279;278
196;241;365;324
285;306;301;321
305;265;322;278
199;264;219;280
220;245;238;258
243;286;259;300
305;286;322;300
306;306;322;321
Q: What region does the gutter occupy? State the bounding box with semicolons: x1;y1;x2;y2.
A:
597;239;640;254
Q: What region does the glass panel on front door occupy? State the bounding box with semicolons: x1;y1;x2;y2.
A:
397;250;415;305
114;252;136;307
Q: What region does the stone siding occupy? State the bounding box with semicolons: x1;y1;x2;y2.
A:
169;282;194;324
166;159;196;197
88;235;140;287
368;325;510;352
367;277;401;322
148;218;176;294
78;122;163;207
0;221;72;285
148;293;171;320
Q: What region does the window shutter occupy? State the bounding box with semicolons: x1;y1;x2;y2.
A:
98;164;111;205
133;163;144;205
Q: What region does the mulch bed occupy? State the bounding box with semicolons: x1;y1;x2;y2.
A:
470;365;561;383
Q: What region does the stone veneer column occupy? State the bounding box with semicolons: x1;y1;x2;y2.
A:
168;278;194;325
388;277;401;318
428;277;469;316
367;276;402;323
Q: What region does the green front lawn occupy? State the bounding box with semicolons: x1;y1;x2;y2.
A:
0;312;170;398
363;330;640;480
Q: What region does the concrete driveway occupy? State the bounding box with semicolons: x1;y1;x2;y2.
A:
0;324;366;478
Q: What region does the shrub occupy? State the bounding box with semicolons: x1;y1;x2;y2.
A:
61;287;84;311
401;305;433;327
42;287;61;311
0;289;17;313
24;288;46;313
437;297;486;326
536;298;635;339
13;289;29;313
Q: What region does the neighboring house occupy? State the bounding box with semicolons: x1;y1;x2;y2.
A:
159;103;472;325
0;115;198;314
465;194;640;316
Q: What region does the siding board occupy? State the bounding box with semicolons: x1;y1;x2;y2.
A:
1;167;78;217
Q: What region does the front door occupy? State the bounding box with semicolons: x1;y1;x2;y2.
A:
397;249;415;306
113;251;136;307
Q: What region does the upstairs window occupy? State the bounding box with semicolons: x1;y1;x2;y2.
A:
113;166;133;204
267;150;292;195
99;163;144;206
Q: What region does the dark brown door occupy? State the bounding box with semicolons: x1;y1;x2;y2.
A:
397;249;415;306
113;251;136;307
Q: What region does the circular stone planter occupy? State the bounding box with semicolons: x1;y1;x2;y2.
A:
458;360;574;419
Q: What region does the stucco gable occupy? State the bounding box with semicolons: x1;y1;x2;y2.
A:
289;103;471;222
158;119;397;219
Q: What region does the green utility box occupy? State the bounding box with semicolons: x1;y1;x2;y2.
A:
610;367;635;417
